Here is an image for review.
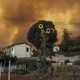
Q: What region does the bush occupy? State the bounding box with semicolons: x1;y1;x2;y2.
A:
11;69;29;75
17;70;25;75
11;70;17;74
57;51;80;57
29;68;37;71
0;78;2;80
3;71;8;73
73;60;80;65
17;69;29;75
68;46;80;52
32;49;39;57
65;59;70;64
52;65;73;74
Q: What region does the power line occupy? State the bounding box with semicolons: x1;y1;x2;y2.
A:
0;16;80;25
0;16;39;22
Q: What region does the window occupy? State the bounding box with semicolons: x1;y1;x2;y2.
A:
26;48;29;52
12;48;13;51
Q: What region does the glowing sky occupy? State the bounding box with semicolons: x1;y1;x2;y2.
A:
0;0;80;50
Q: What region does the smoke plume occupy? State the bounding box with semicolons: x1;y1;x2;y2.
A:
0;0;80;50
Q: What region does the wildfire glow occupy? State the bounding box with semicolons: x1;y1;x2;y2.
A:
43;9;77;45
0;8;2;15
9;27;18;45
0;0;80;48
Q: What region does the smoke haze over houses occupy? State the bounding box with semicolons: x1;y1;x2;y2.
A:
0;0;80;50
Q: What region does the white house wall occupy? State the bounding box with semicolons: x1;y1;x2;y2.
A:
6;47;14;56
13;46;15;56
14;44;26;58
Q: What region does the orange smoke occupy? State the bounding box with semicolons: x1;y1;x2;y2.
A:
0;0;80;50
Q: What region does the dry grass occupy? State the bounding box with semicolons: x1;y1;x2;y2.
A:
1;73;80;80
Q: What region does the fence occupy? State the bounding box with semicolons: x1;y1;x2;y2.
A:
0;63;80;80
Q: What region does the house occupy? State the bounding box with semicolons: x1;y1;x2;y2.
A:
16;57;38;70
53;45;60;53
1;43;79;71
0;57;38;72
5;42;31;58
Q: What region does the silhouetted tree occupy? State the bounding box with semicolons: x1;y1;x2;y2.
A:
27;20;58;50
60;29;72;52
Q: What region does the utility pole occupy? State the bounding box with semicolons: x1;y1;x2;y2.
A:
8;60;11;80
4;59;5;72
0;62;2;78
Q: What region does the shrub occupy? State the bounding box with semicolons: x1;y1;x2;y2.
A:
10;70;16;74
73;60;80;65
17;70;24;75
68;46;80;52
0;78;2;80
29;68;37;71
52;65;71;73
57;51;80;57
17;69;29;75
32;49;39;57
11;69;29;75
65;59;70;64
3;71;8;73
